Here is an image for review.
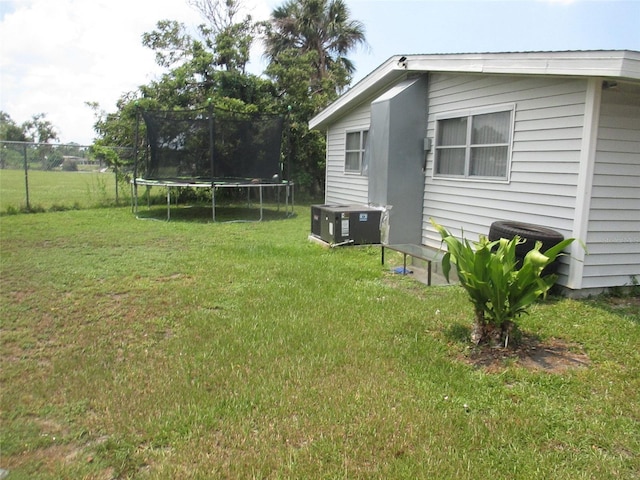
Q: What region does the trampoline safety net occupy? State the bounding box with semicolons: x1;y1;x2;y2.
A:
141;109;284;182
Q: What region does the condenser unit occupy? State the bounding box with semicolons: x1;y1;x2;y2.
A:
310;205;381;246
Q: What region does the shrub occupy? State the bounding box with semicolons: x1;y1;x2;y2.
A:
431;219;575;346
61;158;78;171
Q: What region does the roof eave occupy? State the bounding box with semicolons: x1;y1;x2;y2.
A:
308;50;640;131
405;50;640;78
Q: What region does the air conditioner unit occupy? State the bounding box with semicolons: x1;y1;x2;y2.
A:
310;205;381;246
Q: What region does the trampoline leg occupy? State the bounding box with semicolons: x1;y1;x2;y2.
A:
259;185;263;221
212;186;216;222
286;184;293;217
131;182;137;214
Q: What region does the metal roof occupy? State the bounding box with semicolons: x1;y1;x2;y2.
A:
309;50;640;130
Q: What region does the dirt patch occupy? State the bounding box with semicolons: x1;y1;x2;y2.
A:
602;294;640;318
464;336;590;373
156;273;192;282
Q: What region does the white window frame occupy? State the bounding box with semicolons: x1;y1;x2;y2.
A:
433;104;515;182
344;129;368;175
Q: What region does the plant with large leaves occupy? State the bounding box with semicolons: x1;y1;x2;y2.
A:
431;219;576;346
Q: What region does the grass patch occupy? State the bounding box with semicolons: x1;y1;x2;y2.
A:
0;169;123;213
1;206;639;479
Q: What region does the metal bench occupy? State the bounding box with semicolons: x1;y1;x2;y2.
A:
381;244;441;286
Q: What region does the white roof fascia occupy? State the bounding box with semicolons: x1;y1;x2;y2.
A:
406;50;640;78
309;50;640;131
619;50;640;79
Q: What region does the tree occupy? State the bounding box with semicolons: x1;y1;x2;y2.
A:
0;112;27;168
0;111;58;145
0;111;27;142
20;113;60;170
189;0;242;33
142;20;195;70
263;0;367;194
87;99;142;152
264;0;366;93
142;1;257;76
1;112;62;169
265;49;331;193
189;0;256;73
137;0;269;109
22;113;59;144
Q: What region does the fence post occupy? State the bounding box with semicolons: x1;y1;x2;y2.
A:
114;162;119;204
22;144;30;211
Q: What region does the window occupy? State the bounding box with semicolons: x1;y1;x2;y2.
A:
345;130;368;174
435;107;513;179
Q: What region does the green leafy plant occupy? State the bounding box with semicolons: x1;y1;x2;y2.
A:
431;219;576;346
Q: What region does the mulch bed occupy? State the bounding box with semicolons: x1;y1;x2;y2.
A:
463;336;590;373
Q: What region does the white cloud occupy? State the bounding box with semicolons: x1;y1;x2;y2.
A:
0;0;275;144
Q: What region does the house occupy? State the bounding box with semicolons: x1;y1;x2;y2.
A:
309;50;640;296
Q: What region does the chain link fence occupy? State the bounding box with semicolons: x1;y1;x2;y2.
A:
0;141;134;213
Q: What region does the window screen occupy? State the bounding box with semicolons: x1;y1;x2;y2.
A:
435;108;512;179
345;130;368;174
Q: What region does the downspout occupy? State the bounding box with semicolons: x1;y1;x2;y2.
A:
568;78;602;290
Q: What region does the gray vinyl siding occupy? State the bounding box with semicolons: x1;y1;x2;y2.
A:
582;87;640;289
313;51;640;293
324;103;371;205
422;74;588;280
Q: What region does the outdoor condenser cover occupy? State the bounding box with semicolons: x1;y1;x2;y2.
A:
311;205;381;245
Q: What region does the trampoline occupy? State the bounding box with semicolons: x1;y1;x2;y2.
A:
131;107;294;221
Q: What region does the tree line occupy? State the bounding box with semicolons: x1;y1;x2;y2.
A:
0;112;59;145
0;111;67;170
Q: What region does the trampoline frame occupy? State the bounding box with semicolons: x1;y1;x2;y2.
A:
131;178;294;222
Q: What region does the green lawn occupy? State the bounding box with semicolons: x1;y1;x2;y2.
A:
0;168;122;212
1;205;638;479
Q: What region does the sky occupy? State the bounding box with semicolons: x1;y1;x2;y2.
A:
1;0;639;145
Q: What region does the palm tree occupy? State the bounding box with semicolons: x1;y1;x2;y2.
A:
264;0;366;91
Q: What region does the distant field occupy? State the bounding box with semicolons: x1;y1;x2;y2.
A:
0;168;123;212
